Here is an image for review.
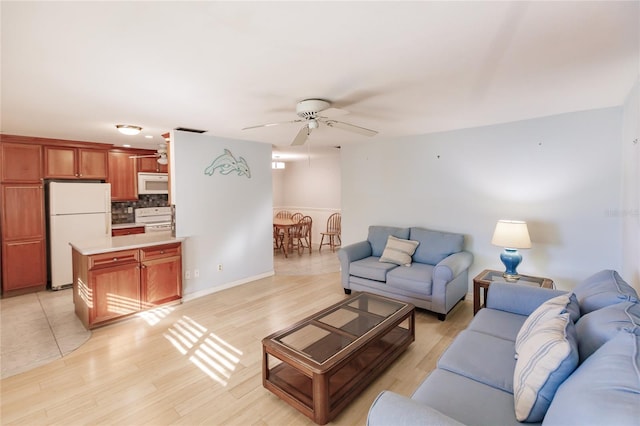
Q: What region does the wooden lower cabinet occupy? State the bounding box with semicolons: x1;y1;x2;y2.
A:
2;240;46;295
73;242;182;329
111;226;145;236
90;262;141;324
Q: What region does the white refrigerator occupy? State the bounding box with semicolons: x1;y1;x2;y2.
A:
49;182;112;289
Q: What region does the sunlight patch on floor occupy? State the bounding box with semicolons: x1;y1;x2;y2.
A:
163;315;242;386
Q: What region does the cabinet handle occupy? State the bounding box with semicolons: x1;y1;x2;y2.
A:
160;250;165;254
113;257;118;261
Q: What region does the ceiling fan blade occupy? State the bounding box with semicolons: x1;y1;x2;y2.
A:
291;125;309;146
324;120;378;137
128;154;158;159
242;119;303;130
319;107;349;118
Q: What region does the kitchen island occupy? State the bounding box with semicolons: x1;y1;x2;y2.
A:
71;232;185;329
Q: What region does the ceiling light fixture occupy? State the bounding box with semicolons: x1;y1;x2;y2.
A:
116;124;142;135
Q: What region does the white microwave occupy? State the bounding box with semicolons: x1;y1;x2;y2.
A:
137;172;169;195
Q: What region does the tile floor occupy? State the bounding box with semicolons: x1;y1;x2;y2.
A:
1;288;91;379
0;245;341;379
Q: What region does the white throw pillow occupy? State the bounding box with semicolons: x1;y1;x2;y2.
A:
515;294;571;354
379;235;419;267
513;312;578;422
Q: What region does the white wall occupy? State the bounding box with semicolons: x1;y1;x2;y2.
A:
272;153;341;246
172;131;274;299
342;107;624;290
621;78;640;290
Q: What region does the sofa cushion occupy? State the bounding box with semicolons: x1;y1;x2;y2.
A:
542;329;640;426
575;300;640;363
467;308;527;342
350;256;398;282
572;269;638;315
438;330;516;393
412;369;530;426
515;294;573;354
379;235;419;266
410;227;464;265
367;226;410;257
513;312;578;422
386;263;434;295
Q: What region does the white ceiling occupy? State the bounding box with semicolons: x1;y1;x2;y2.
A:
2;1;638;161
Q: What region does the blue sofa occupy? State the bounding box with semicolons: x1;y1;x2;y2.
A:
338;226;473;320
367;270;640;425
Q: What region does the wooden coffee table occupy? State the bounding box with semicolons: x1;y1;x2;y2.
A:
262;292;415;425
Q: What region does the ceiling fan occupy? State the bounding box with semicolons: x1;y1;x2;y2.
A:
242;99;378;145
128;143;168;165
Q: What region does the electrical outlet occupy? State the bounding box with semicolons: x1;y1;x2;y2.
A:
127;207;133;213
185;270;191;279
217;264;223;272
194;269;199;278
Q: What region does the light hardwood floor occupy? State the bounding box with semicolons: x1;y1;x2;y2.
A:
1;250;473;425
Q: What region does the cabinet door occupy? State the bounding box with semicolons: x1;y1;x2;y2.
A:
137;157;163;173
112;227;145;236
107;151;138;201
2;240;46;293
141;256;182;306
1;184;45;240
44;146;77;178
89;263;141;325
1;143;42;183
79;149;108;179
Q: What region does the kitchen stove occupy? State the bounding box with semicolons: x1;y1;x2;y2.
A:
135;207;172;232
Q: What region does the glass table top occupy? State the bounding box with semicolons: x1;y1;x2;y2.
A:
272;293;407;363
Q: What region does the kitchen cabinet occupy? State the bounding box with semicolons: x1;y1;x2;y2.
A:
44;146;108;179
112;226;145;236
141;243;182;306
138;156;168;173
107;150;138;201
1;142;42;183
1;184;47;295
72;241;182;329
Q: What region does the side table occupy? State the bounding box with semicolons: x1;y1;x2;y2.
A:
473;269;554;315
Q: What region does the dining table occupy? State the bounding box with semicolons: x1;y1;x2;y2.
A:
273;217;296;258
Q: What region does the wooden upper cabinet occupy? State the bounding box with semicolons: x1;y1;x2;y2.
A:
108;151;138;201
44;146;108;179
1;142;42;183
138;156;168;173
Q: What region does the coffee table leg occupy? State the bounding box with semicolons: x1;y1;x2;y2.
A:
313;372;330;425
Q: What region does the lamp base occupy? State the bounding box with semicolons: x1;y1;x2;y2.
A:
500;248;522;282
502;272;520;282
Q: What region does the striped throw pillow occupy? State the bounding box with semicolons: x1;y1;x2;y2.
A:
379;235;419;267
515;294;571;354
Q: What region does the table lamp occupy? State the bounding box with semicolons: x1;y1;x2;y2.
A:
491;220;531;281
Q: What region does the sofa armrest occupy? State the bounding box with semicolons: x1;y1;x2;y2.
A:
433;251;474;284
337;241;372;288
367;391;465;426
486;282;569;316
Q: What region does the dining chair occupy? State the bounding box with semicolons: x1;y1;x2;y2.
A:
291;212;303;222
319;212;341;252
290;215;312;255
275;210;292;219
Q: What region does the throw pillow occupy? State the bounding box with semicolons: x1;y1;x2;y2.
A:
542;329;640;426
575;300;640;363
513;312;579;422
515;294;571;354
379;235;419;267
572;270;638;315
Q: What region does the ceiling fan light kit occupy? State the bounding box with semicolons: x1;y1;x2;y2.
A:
242;98;378;146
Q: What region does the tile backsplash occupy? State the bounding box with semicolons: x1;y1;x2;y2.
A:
111;194;169;224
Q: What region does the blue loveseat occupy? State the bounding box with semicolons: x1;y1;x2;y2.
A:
338;226;473;320
367;270;640;425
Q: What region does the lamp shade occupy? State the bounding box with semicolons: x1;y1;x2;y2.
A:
491;220;531;249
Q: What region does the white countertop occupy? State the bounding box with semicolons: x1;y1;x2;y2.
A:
111;222;145;230
70;232;185;255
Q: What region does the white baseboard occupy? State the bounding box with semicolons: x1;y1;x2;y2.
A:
182;270;275;302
